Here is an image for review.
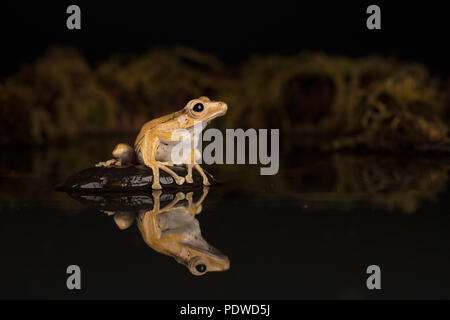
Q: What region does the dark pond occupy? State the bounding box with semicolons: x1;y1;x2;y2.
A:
1;137;450;299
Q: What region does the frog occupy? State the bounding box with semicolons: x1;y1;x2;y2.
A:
107;188;230;275
96;96;227;189
137;188;230;275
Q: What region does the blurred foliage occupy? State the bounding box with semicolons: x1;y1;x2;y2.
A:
0;47;117;145
1;46;449;152
225;53;449;152
96;47;228;131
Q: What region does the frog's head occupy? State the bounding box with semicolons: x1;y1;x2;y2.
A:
178;244;230;276
183;96;227;128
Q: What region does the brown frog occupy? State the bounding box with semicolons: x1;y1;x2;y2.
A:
97;96;227;189
107;188;230;275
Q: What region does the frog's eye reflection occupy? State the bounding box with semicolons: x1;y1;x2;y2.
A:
192;103;204;113
189;256;209;275
195;263;207;274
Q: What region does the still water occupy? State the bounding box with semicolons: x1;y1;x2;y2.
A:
1;138;450;299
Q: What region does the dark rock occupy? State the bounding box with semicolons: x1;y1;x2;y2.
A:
66;188;206;211
58;165;215;192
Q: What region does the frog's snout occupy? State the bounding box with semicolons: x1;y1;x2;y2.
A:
218;101;228;115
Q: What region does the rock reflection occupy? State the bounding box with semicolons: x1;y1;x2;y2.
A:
68;187;230;275
1;141;449;215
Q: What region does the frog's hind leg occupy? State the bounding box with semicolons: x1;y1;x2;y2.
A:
95;159;121;167
141;134;185;189
141;135;162;189
156;162;185;186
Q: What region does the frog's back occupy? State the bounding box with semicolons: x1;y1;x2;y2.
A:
134;110;183;152
142;111;181;130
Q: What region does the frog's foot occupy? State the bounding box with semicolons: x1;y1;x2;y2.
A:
175;192;186;202
95;159;122;167
185;164;194;184
185;176;194;184
146;162;184;189
147;164;162;189
152;180;162;190
194;164;211;186
101;210;116;216
155;162;185;186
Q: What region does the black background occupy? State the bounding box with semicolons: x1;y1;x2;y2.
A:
1;0;450;301
0;1;449;78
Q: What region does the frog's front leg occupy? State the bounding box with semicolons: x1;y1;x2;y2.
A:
142;190;185;240
186;186;209;215
194;164;211;186
141;132;185;189
185;149;210;185
186;164;211;186
185;150;196;184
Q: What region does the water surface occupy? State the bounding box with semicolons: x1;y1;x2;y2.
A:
1;139;450;299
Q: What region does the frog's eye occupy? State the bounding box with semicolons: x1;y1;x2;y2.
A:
195;264;207;273
189;257;208;275
187;100;206;118
192;103;204;113
192;263;207;275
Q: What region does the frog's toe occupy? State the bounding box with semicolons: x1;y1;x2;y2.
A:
202;179;211;186
152;182;162;190
185;175;194;184
185;192;194;201
175;192;186;200
175;176;185;185
95;160;107;167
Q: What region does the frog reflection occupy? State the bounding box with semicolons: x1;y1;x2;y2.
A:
72;187;229;275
